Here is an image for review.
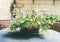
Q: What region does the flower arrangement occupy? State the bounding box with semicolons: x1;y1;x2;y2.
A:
9;10;59;35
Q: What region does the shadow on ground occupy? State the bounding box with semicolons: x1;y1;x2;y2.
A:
3;31;45;39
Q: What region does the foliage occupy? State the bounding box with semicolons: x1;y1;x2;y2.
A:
9;13;59;31
40;14;59;31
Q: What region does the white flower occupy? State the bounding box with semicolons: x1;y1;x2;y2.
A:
16;27;21;31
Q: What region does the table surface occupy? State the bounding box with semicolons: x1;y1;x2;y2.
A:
0;28;60;42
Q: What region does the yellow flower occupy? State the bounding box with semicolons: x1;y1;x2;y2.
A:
41;15;44;19
37;21;40;24
20;20;24;23
30;19;33;21
9;24;13;32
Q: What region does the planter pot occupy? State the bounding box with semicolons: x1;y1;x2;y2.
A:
7;28;41;39
20;28;39;35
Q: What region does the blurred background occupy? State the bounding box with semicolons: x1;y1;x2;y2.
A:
0;0;60;31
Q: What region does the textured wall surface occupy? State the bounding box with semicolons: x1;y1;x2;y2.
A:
0;0;60;28
0;0;13;28
0;0;13;20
